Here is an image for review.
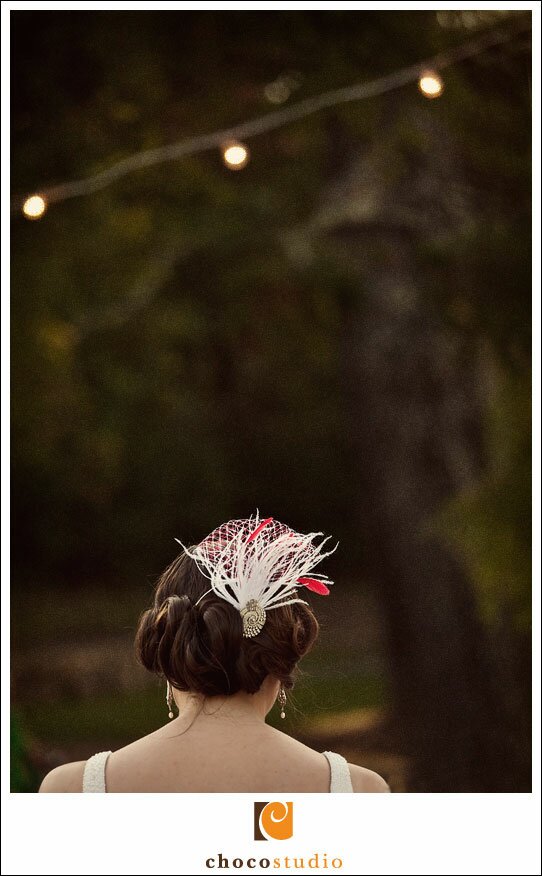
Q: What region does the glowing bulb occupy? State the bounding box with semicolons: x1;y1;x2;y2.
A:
22;194;47;219
418;71;444;99
222;142;249;170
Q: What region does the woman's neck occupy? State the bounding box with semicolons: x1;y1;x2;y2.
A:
171;681;277;726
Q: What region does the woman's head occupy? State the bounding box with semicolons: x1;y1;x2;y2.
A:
135;550;319;697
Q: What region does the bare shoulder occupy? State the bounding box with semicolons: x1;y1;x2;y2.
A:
348;763;391;793
39;761;86;793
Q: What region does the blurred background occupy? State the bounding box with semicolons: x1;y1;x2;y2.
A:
10;9;531;793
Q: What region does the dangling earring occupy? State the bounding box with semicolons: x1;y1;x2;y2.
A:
166;680;175;719
278;684;287;720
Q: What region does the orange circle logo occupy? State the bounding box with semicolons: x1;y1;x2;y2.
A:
254;802;293;841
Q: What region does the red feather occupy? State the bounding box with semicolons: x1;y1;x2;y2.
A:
246;517;274;543
297;577;330;596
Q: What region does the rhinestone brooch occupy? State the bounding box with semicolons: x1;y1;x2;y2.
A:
240;599;266;638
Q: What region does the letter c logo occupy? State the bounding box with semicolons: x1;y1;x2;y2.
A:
254;802;293;841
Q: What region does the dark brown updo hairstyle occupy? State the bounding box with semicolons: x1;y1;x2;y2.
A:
135;550;319;696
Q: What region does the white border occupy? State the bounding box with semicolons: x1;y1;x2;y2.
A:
1;1;539;11
3;793;541;876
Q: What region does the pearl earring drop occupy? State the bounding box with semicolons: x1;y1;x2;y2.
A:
166;680;175;719
278;684;287;720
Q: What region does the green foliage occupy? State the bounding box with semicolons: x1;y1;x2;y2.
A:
10;714;40;793
12;11;530;588
428;363;531;631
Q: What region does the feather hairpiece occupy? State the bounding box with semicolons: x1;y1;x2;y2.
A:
175;511;338;637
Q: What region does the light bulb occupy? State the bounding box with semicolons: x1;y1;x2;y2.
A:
418;71;444;99
222;142;249;170
22;194;47;219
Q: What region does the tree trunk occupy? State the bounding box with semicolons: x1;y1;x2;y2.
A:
312;103;527;790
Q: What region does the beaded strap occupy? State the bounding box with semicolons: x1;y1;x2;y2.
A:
82;751;112;793
323;750;354;793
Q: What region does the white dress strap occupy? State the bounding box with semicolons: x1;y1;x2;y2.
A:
82;751;112;793
323;750;354;793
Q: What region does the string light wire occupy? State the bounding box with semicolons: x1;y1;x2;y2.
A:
13;18;531;214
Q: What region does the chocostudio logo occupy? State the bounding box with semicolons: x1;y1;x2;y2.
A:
204;801;343;869
254;802;293;841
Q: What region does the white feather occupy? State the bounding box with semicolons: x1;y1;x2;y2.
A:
176;512;338;612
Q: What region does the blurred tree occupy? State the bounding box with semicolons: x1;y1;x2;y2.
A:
303;24;531;789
